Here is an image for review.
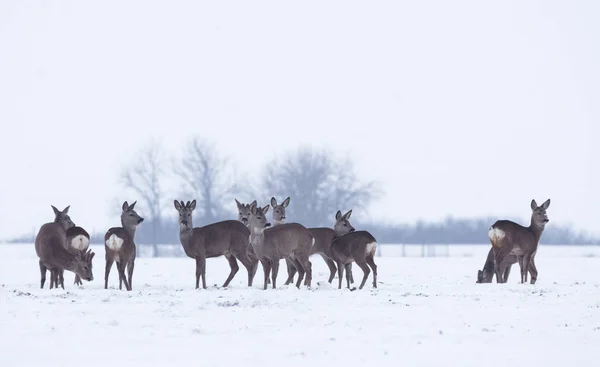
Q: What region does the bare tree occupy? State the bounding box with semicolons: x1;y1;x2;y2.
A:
173;137;247;223
120;139;165;256
261;147;381;227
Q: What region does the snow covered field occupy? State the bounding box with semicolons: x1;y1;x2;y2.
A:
1;243;599;367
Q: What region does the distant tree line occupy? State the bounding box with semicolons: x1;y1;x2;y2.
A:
7;136;599;247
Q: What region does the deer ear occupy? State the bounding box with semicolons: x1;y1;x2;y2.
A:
262;205;270;214
235;199;242;209
174;200;182;211
89;251;95;260
530;199;538;210
189;200;196;211
335;210;342;221
343;210;352;220
250;203;257;215
250;200;257;207
282;197;290;208
62;205;70;214
51;205;60;216
541;199;550;210
122;201;129;212
129;201;137;210
271;197;277;207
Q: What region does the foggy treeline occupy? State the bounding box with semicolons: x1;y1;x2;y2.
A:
9;136;599;247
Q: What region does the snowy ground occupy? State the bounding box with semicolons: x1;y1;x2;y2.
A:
1;243;599;367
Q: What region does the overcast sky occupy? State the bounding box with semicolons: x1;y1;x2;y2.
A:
0;1;598;240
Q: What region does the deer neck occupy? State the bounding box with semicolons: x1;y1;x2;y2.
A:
529;217;546;243
121;222;137;241
249;227;265;242
52;245;79;271
272;220;285;227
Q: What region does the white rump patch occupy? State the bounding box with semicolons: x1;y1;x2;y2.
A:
365;241;377;256
105;234;124;251
488;227;505;241
69;235;89;251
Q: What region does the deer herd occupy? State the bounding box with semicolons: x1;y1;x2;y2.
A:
33;196;551;291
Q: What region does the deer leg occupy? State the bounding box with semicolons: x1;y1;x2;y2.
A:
104;259;114;289
260;259;272;290
195;256;207;290
349;263;355;284
528;256;538;284
58;270;65;289
127;259;135;290
355;259;371;290
336;261;344;289
292;258;306;288
223;255;239;288
344;263;352;288
49;269;56;290
503;264;512;283
39;261;47;289
493;248;509;283
271;259;280;289
248;258;258;287
284;258;296;285
366;255;378;288
322;255;337;283
116;262;131;291
520;254;531;284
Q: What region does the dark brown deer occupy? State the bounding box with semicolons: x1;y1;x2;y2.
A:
175;199;257;289
330;225;378;290
284;210;355;285
104;201;144;291
248;203;314;290
35;205;95;289
488;198;550;284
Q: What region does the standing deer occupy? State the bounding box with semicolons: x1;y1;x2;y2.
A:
35;205;95;289
175;199;257;289
330;222;378;290
284;210;355;285
104;201;144;291
235;199;263;284
268;197;298;285
488;198;550;284
248;203;314;290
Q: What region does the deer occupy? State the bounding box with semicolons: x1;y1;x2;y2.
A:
35;205;95;289
284;209;355;286
247;202;314;290
267;197;299;285
56;225;92;287
175;199;258;289
488;198;550;284
330;220;378;290
104;201;144;291
476;247;517;283
235;199;263;284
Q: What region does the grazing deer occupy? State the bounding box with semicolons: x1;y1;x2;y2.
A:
175;199;257;289
488;198;550;284
284;210;355;285
476;247;516;283
58;226;91;287
330;223;378;290
35;205;95;289
104;201;144;291
248;203;314;290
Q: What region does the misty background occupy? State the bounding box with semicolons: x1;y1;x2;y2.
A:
0;1;598;250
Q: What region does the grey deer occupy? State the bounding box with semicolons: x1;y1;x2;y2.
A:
285;209;356;286
267;197;300;286
35;205;95;289
235;199;264;285
488;198;550;284
476;247;517;283
330;217;378;290
248;203;314;290
56;226;92;287
175;199;257;289
104;201;144;291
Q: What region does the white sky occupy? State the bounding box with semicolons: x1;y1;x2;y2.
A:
0;1;598;239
